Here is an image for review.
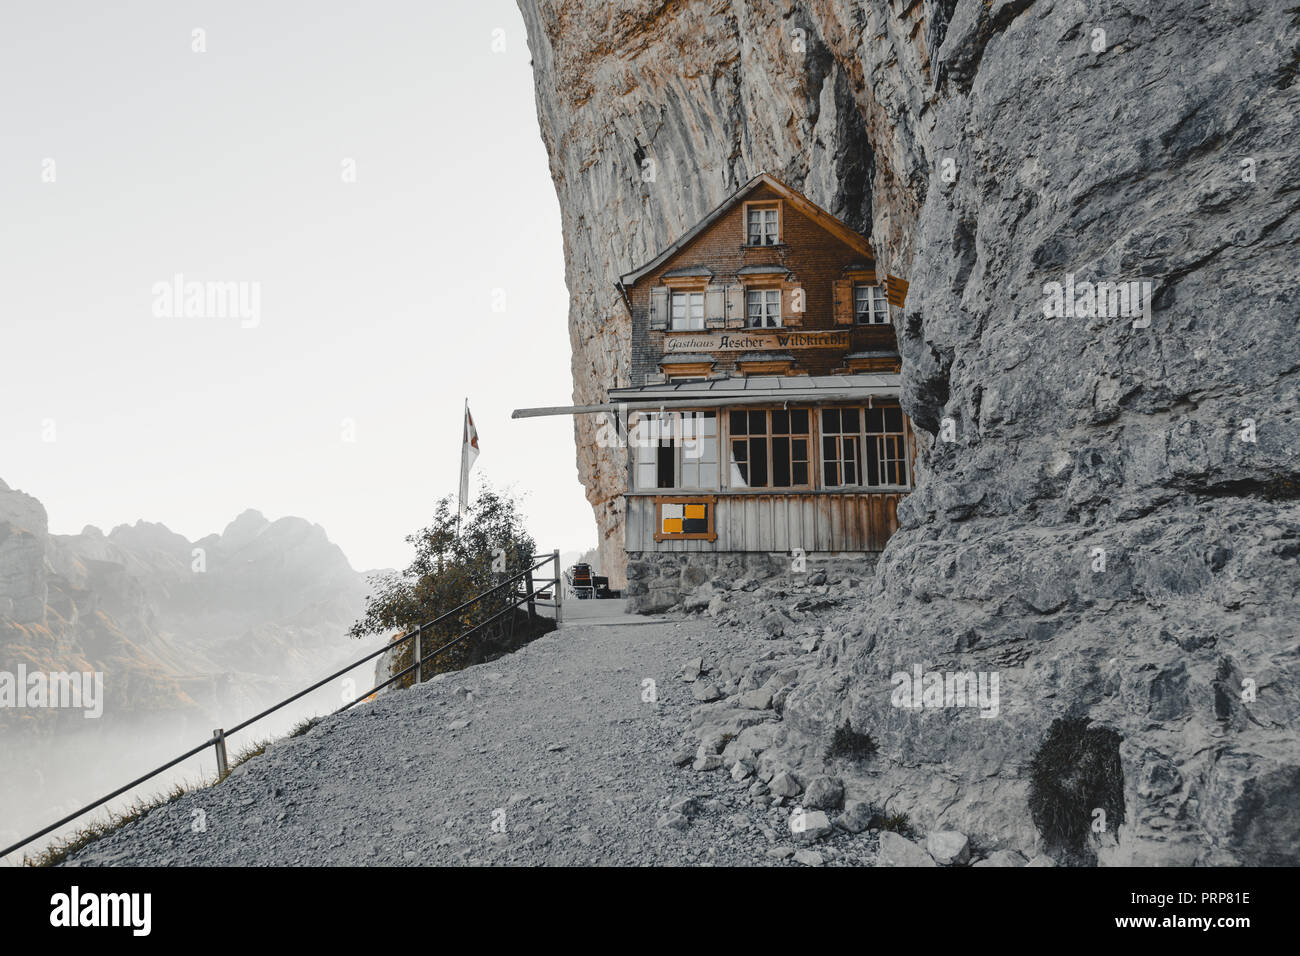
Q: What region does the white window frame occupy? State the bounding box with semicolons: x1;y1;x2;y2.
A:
670;291;705;331
631;411;718;491
745;288;782;328
853;284;890;324
745;202;781;245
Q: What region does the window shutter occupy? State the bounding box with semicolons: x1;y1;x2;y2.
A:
704;285;726;328
724;284;745;329
649;286;669;330
832;279;854;325
885;274;910;308
783;283;805;327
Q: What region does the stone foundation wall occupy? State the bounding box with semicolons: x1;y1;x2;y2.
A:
626;551;880;614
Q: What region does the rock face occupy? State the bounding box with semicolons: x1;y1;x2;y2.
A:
519;0;1300;864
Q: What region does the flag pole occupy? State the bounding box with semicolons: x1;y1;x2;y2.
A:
456;397;466;546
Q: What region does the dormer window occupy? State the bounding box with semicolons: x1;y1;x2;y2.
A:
854;284;890;324
670;291;705;330
745;202;780;245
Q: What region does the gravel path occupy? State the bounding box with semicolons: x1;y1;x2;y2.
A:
65;612;860;866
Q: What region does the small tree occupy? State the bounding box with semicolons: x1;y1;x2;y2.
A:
351;484;541;686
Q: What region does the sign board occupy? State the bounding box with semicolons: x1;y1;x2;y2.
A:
664;330;850;353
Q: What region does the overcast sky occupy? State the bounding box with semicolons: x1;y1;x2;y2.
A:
0;0;593;571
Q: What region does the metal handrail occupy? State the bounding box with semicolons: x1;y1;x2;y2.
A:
1;550;562;862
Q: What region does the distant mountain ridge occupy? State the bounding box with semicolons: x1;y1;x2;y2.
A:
0;478;374;734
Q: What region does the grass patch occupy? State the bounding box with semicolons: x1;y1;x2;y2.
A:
825;720;877;762
289;716;323;738
222;739;269;780
25;782;192;868
24;723;305;865
1028;716;1124;865
869;807;914;837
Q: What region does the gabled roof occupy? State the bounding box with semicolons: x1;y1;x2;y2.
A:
618;174;874;289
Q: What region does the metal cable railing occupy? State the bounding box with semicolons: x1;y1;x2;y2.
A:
1;550;562;862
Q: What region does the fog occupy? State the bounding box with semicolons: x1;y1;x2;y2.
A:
1;643;385;865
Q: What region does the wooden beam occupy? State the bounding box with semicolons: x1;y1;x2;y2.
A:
511;404;617;419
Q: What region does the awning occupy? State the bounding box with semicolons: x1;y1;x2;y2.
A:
512;374;901;419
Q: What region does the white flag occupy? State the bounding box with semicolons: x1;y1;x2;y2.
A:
459;400;479;517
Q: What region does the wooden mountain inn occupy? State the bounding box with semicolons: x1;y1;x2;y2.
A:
518;174;917;611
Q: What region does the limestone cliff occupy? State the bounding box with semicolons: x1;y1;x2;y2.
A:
519;0;1300;863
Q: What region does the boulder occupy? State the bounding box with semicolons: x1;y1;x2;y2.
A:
835;800;874;834
769;771;803;798
926;830;971;866
690;682;721;702
790;809;833;842
802;776;844;811
656;812;689;831
738;688;773;710
682;583;715;612
876;831;937;867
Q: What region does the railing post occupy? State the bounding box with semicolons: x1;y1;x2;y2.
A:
213;729;228;778
412;626;422;685
525;565;538;636
553;549;562;626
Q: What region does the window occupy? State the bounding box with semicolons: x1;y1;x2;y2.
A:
854;284;890;324
746;204;779;245
670;291;705;330
632;412;718;491
746;289;781;328
655;496;716;541
866;405;910;486
821;407;861;486
728;408;810;488
819;405;911;488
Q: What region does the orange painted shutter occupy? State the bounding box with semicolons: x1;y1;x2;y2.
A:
885;275;910;308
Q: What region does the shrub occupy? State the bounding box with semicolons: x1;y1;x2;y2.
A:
825;719;877;762
350;485;546;686
1028;716;1125;864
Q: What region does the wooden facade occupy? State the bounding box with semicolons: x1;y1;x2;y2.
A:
613;174;916;559
626;492;904;553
